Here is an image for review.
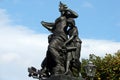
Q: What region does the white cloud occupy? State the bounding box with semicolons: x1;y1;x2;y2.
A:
0;8;48;80
81;39;120;59
0;8;48;65
0;53;20;63
82;1;94;8
0;8;120;80
0;9;12;25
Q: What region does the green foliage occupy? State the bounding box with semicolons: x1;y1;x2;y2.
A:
81;51;120;80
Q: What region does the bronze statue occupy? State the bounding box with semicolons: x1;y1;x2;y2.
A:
28;2;82;80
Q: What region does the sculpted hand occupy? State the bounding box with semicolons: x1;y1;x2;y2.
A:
62;43;66;48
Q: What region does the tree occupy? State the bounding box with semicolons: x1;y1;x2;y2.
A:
81;51;120;80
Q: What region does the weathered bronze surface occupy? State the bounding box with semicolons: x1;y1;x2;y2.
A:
28;2;82;80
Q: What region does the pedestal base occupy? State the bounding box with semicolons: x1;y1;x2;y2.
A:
42;74;84;80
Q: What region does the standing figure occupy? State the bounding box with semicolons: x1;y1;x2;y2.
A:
63;23;82;76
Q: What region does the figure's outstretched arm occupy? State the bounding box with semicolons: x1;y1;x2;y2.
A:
41;21;55;32
63;27;77;46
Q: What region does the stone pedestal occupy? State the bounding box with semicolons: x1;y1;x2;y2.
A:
42;75;84;80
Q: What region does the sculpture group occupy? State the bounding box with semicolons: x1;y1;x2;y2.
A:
28;2;82;80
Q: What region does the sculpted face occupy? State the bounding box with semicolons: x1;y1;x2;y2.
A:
59;5;64;12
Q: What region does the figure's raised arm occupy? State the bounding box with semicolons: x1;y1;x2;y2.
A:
66;9;78;18
41;21;55;32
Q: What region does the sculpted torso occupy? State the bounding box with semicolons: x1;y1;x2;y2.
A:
53;16;67;35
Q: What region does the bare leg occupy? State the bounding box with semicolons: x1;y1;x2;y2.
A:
64;60;70;74
64;52;72;74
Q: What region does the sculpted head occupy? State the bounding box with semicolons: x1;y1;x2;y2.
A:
59;2;68;12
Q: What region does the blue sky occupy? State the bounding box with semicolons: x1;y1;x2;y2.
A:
0;0;120;80
0;0;120;41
